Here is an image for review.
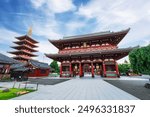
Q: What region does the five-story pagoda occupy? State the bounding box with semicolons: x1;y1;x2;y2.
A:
9;28;38;63
8;28;50;78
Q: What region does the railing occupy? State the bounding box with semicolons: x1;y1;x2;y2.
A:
21;49;32;54
23;44;36;51
15;55;31;59
59;45;117;54
25;39;37;47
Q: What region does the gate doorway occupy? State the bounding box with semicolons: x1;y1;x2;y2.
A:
83;63;91;77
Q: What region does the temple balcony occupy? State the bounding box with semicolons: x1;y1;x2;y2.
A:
59;45;117;54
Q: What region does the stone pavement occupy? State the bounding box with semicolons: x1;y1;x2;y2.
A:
105;77;150;100
9;78;139;100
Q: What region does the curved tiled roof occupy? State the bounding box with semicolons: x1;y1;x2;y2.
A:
10;63;29;72
49;28;130;49
0;53;19;64
16;35;39;44
13;67;29;72
45;46;138;61
29;60;50;69
10;63;26;69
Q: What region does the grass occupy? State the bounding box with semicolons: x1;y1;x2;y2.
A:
0;77;12;82
0;88;35;100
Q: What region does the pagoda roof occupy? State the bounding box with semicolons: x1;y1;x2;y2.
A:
45;46;137;61
11;45;38;52
0;53;19;64
16;35;38;44
49;28;130;49
29;60;50;69
13;40;38;48
8;50;37;57
12;55;31;60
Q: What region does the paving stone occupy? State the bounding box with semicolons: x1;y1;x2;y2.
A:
11;78;139;100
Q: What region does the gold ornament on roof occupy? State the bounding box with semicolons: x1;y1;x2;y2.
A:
27;26;32;36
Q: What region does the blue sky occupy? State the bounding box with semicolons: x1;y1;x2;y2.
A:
0;0;150;64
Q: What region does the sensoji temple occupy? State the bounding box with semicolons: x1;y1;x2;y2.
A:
8;29;50;78
46;28;136;78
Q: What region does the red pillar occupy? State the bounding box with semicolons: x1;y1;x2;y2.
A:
79;62;82;77
6;65;10;73
91;62;94;77
115;62;119;77
102;61;106;77
60;63;62;77
69;63;72;77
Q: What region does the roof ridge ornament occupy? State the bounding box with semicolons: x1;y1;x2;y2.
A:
27;26;32;36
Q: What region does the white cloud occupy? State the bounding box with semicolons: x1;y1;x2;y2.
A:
20;11;62;39
76;0;150;47
117;56;129;64
30;0;76;13
38;40;58;53
32;23;62;39
142;40;150;47
0;28;20;44
118;20;150;47
0;28;21;58
37;52;53;64
77;0;150;28
65;21;86;35
30;0;46;8
37;41;60;64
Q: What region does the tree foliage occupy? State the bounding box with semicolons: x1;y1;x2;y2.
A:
118;63;131;74
50;60;59;73
129;45;150;75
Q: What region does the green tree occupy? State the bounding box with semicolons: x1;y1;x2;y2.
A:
118;63;131;74
129;45;150;75
50;60;59;73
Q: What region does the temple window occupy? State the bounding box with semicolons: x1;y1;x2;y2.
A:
40;69;46;74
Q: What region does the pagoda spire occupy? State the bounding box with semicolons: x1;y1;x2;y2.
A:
27;26;32;36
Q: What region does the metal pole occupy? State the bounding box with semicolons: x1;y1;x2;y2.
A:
36;83;39;90
24;81;28;89
12;80;16;88
18;84;21;89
